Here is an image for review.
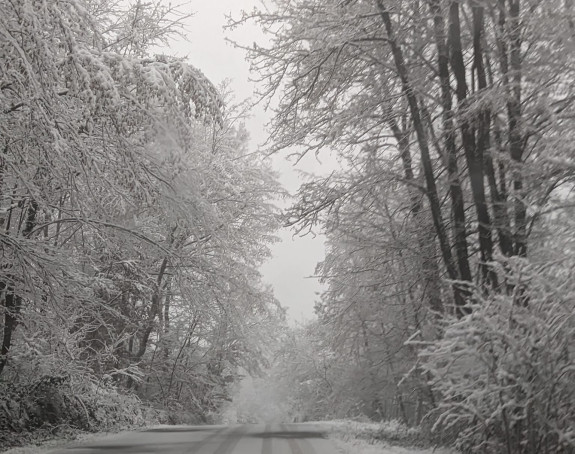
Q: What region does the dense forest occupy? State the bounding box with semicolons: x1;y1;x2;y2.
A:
2;1;575;454
228;0;575;453
0;0;285;447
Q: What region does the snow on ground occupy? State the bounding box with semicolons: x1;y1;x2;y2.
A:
1;421;457;454
0;430;131;454
332;436;454;454
322;419;457;454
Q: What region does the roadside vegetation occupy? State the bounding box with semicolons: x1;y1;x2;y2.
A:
325;420;455;454
228;0;575;453
0;0;283;450
2;1;575;453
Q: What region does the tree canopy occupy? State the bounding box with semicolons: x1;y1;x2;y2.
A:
230;0;575;451
0;0;284;433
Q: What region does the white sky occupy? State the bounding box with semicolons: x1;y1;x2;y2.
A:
166;1;333;323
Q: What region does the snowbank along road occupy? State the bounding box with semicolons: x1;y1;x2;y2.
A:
45;423;336;454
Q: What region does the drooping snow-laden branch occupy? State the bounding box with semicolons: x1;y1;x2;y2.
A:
0;0;284;419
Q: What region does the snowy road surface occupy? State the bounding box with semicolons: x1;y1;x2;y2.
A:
45;423;336;454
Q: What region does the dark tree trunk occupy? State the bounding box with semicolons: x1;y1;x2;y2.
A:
136;256;169;359
388;119;443;314
507;0;527;257
448;1;497;288
163;278;172;359
429;0;472;287
495;0;527;257
0;199;38;375
376;0;469;316
485;118;514;257
487;0;516;258
471;2;499;288
0;291;22;375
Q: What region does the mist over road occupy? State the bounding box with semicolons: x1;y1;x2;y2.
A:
45;423;336;454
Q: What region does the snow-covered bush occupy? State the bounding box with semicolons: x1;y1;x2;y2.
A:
419;261;575;453
0;375;161;450
328;418;422;444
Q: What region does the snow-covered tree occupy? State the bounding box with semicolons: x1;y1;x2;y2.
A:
0;0;283;429
231;0;575;449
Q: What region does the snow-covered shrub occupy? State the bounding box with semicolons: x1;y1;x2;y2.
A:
324;419;422;444
419;261;575;453
0;375;161;450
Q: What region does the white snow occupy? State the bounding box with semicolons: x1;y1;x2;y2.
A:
332;437;455;454
321;420;457;454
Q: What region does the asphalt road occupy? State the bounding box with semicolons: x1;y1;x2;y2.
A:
45;423;337;454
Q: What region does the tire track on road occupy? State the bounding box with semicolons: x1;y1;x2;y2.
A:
211;425;247;454
261;424;273;454
281;424;317;454
183;426;238;454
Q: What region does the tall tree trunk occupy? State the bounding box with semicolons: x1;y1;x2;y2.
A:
388;119;443;314
496;0;527;257
376;0;469;316
485;118;514;257
485;0;515;258
163;277;172;359
135;256;169;359
448;1;497;287
507;0;527;257
135;226;181;361
0;199;38;375
0;291;22;376
471;2;499;288
429;0;472;287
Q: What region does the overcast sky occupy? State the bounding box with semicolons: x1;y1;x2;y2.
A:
166;1;333;323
